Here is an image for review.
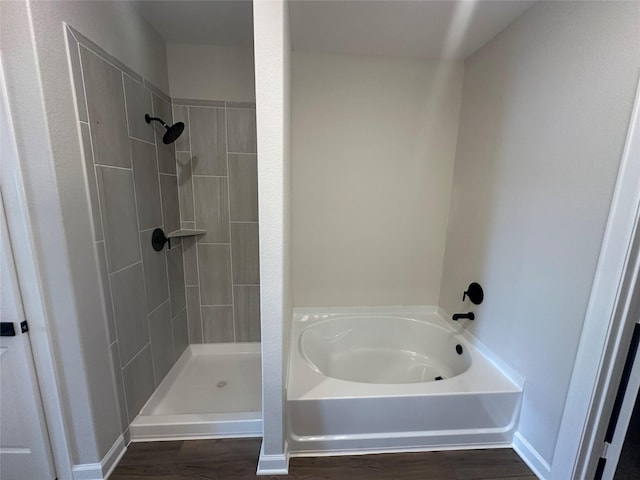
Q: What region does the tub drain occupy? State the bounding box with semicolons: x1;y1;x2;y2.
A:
217;381;227;388
434;376;443;381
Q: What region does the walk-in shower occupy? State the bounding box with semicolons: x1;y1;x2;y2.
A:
65;18;262;445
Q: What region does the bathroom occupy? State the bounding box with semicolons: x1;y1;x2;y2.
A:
1;1;639;480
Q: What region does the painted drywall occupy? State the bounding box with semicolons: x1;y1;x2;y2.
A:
0;0;169;465
253;0;292;466
168;43;256;102
291;52;463;307
439;0;640;468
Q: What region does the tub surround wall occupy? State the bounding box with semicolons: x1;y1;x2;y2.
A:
68;27;188;436
291;52;463;307
439;0;640;469
171;99;261;344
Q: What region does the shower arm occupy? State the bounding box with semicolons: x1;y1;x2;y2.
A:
145;114;169;128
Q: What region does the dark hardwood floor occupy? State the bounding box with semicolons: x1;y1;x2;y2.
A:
110;438;537;479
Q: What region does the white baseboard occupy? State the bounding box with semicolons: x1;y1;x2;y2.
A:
72;463;103;480
256;440;289;475
512;431;551;480
72;434;127;480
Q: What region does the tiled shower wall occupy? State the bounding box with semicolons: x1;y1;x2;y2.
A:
67;27;187;428
172;99;261;343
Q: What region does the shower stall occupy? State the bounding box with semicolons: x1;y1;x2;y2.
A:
65;11;262;443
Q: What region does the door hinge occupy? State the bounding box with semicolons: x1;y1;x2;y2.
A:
20;320;28;333
594;456;606;480
0;322;16;336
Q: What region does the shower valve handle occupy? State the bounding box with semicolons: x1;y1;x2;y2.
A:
151;228;171;251
462;282;484;305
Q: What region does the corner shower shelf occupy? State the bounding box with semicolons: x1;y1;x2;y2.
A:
166;229;207;238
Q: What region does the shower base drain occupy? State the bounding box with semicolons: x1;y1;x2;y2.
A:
216;381;227;388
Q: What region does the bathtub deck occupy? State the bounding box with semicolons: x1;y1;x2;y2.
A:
110;438;537;479
129;344;262;441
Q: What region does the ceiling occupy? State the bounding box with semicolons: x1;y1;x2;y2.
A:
134;1;254;47
135;0;535;59
289;1;536;60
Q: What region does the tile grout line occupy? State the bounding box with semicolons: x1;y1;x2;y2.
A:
129;135;156;147
225;104;237;342
139;225;163;234
120;341;152;371
148;297;171;318
124;74;158;388
78;42;141;87
76;36;131;422
192;174;231;178
174;105;195;344
76;40;107;247
164;96;179;359
121;73;133;164
186;105;205;344
95;164;134;172
107;260;143;278
78;36;127;386
167;242;179;364
111;339;130;425
151;93;176;362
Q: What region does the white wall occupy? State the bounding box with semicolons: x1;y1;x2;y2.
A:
0;0;169;466
253;0;292;470
167;43;255;102
439;0;640;468
291;52;463;307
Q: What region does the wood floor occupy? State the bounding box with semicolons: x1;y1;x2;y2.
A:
110;438;537;479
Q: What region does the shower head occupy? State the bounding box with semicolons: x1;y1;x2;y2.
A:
144;114;185;144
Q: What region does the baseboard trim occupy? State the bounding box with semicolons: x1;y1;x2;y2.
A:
512;431;551;480
256;440;289;475
103;435;127;479
72;434;127;480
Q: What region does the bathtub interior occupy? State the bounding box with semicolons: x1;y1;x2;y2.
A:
300;315;472;383
287;307;524;455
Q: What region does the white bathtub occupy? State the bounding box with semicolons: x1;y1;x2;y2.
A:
287;307;523;456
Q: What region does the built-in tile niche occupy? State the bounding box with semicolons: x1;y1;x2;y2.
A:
67;26;187;429
172;99;261;344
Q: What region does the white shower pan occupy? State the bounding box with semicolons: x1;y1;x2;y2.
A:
129;343;262;441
